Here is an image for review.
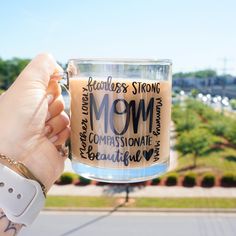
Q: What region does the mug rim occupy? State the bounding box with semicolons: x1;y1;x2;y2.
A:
68;58;172;65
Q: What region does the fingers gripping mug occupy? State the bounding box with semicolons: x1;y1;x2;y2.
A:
63;59;172;183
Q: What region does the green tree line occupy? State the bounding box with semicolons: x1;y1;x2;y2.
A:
173;69;217;79
0;57;30;92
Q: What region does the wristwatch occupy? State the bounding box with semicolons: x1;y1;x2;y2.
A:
0;163;45;226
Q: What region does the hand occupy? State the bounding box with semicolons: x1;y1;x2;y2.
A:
0;54;70;190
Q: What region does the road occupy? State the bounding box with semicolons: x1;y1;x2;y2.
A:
19;211;236;236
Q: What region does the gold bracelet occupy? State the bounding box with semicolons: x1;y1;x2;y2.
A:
0;153;47;198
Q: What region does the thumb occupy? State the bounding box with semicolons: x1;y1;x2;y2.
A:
16;53;63;89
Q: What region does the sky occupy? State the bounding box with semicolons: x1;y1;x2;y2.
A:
0;0;236;74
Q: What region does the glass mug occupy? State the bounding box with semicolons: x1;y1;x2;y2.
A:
62;59;172;183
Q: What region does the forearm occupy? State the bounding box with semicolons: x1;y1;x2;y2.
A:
0;209;23;236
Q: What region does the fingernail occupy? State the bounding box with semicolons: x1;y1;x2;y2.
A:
49;135;58;143
51;74;63;80
46;112;51;121
51;70;64;80
47;94;54;104
44;125;52;136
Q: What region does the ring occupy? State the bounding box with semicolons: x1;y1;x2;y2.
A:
56;145;68;157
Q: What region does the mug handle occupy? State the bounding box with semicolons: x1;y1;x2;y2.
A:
58;71;69;91
56;72;72;160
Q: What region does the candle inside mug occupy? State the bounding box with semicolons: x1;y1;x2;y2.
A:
69;76;171;169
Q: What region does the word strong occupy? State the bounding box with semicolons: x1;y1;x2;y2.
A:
89;93;154;135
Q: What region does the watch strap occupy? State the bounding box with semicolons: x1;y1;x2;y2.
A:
0;163;45;226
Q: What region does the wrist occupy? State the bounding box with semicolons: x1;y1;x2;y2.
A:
1;139;65;192
19;142;64;191
0;154;46;197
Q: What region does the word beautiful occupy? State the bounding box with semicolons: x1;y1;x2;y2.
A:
79;76;163;167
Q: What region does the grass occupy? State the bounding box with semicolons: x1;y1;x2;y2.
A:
135;198;236;208
45;196;236;209
177;147;236;174
46;196;117;208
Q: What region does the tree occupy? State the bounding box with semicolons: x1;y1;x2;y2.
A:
174;100;200;132
190;89;199;98
225;122;236;146
177;128;213;168
173;69;217;79
0;58;30;89
230;99;236;110
194;70;216;78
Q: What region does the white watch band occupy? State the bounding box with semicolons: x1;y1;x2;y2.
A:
0;163;45;226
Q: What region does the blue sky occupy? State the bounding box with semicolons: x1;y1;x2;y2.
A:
0;0;236;74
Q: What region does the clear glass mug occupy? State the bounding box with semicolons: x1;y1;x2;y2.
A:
62;59;172;183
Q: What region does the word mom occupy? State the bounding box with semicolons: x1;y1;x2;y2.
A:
89;93;154;135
